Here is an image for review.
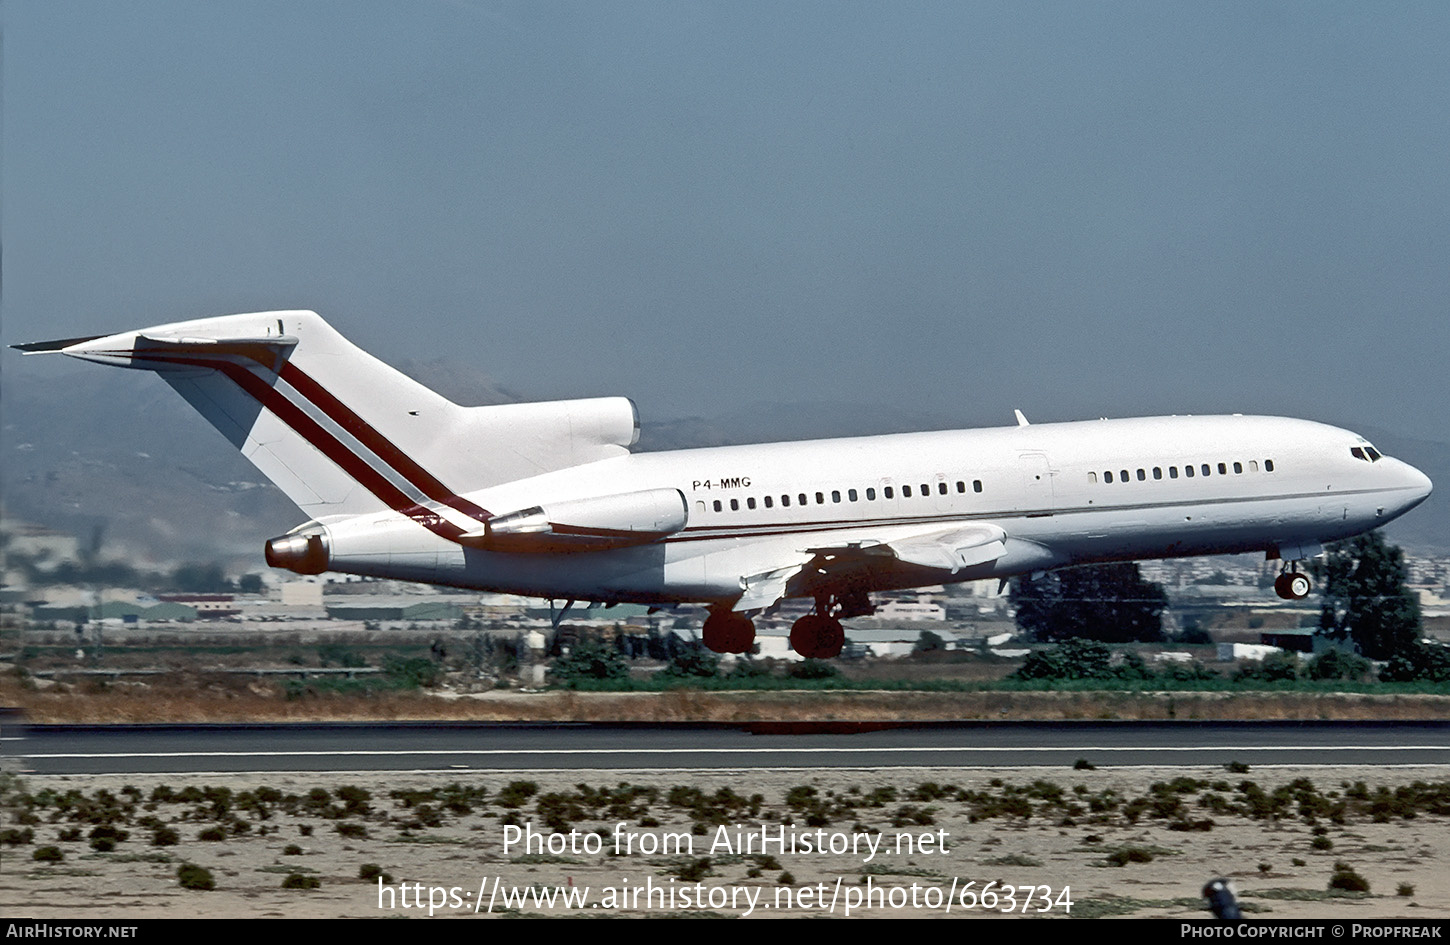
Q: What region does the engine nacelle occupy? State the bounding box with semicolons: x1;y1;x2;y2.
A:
475;487;688;553
264;529;330;574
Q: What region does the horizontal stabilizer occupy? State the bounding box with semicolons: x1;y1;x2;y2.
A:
11;334;105;353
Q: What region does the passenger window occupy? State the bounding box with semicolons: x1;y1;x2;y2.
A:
920;483;930;496
1233;462;1242;474
747;497;756;509
956;481;966;493
884;486;894;499
799;493;808;505
713;500;722;512
848;488;858;501
1265;459;1275;472
1169;467;1178;479
903;485;913;497
974;480;983;492
1088;472;1098;484
1153;467;1162;480
1105;471;1114;483
764;496;773;508
1201;464;1211;476
730;499;739;511
937;482;947;495
1185;466;1195;478
1136;469;1146;481
815;492;825;504
831;490;841;503
782;495;791;507
866;488;876;500
1120;470;1129;483
1218;463;1227;475
1248;461;1258;472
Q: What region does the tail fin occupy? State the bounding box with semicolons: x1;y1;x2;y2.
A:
17;311;638;525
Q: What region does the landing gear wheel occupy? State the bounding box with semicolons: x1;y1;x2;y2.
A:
790;614;845;659
703;611;755;654
1274;571;1312;600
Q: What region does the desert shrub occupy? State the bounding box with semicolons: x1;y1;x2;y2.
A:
360;863;394;883
151;827;179;847
177;864;216;891
283;844;303;856
32;845;63;863
282;873;320;890
335;822;368;839
1328;862;1369;893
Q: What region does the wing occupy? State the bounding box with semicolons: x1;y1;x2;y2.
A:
732;523;1008;613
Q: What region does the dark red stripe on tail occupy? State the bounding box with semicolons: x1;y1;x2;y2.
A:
129;351;474;543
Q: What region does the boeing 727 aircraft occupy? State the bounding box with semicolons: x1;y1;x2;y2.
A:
16;311;1432;658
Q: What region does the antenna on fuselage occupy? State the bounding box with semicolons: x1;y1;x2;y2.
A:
1013;409;1030;427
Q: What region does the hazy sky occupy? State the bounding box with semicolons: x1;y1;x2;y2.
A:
5;1;1449;438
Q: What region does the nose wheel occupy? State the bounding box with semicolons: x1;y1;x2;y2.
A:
1274;568;1312;600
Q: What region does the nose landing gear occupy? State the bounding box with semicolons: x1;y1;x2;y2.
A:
1273;566;1312;600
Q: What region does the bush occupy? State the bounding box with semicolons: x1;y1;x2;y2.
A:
551;635;630;683
151;826;179;847
284;844;303;856
1306;649;1371;682
1328;862;1369;893
282;872;320;890
1013;638;1114;680
1379;643;1450;683
787;659;840;680
1234;650;1300;682
32;845;63;863
360;863;394;883
177;864;216;891
662;646;720;679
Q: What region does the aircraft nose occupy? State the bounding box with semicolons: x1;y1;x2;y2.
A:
1395;459;1432;511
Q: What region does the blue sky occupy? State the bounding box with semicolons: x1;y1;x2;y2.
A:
5;1;1449;438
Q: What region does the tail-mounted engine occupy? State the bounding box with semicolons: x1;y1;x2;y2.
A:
468;487;688;553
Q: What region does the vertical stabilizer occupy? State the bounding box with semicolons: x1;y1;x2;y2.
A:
23;311;639;527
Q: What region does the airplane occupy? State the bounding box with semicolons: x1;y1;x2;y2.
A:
15;310;1433;658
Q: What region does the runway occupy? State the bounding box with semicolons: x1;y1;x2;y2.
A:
4;720;1448;775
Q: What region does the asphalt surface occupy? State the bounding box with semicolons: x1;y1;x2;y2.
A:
4;720;1448;775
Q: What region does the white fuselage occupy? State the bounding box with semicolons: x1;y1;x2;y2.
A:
315;414;1432;606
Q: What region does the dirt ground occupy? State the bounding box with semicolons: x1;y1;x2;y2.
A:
3;764;1446;920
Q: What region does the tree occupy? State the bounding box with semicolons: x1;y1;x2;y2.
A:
1311;532;1421;661
1010;562;1168;643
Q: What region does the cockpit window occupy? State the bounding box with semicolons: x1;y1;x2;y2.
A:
1351;445;1382;463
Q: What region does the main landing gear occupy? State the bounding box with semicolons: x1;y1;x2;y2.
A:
790;612;844;659
789;591;866;659
702;609;755;654
1273;565;1312;600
